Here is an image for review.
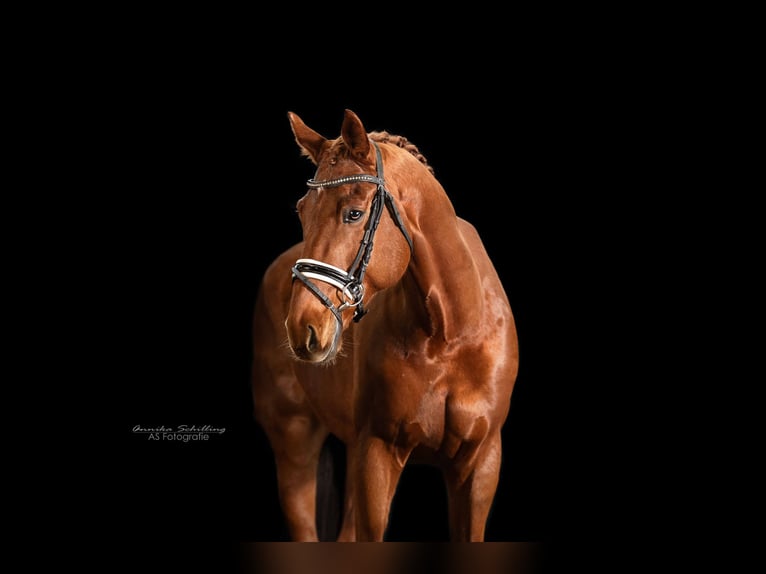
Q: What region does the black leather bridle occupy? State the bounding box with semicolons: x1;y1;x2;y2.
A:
291;141;414;337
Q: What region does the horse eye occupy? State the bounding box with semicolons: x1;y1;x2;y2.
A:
345;209;364;223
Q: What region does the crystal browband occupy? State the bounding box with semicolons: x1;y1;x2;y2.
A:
306;174;384;188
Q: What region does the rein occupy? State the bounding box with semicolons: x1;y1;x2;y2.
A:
291;142;413;331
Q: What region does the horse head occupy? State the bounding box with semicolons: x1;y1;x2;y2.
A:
285;109;415;363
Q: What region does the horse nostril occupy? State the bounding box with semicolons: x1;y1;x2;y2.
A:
306;325;318;353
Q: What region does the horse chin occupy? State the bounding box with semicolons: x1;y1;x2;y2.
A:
290;342;340;365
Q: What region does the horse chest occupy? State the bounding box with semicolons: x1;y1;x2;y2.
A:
361;345;495;450
293;359;356;441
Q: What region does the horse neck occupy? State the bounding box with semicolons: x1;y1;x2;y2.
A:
399;182;485;341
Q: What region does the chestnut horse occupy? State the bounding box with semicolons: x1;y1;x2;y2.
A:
251;109;519;541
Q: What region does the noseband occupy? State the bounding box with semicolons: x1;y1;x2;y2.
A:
291;141;414;333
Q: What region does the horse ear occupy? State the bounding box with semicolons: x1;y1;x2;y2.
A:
288;111;327;165
341;109;371;162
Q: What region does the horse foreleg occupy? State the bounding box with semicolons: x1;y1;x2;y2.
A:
354;436;411;541
268;415;328;541
336;444;356;541
443;430;503;542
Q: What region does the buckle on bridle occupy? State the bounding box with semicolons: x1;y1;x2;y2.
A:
337;280;365;312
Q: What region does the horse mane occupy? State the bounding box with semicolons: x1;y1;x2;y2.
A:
369;131;435;176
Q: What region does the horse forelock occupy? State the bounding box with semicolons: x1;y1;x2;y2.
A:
322;131;435;177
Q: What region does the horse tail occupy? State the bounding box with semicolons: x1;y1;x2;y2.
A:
316;434;345;541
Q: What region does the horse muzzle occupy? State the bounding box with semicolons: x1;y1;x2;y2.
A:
284;297;343;364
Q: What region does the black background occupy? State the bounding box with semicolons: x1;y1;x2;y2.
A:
113;43;635;546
